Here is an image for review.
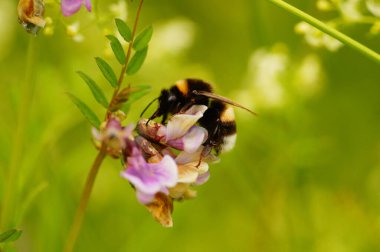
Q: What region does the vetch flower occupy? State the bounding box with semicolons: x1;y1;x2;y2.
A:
92;119;134;158
169;147;217;200
137;105;208;153
61;0;91;16
121;146;178;204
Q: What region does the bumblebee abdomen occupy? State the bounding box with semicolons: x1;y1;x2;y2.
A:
199;101;237;154
221;133;237;153
219;108;237;153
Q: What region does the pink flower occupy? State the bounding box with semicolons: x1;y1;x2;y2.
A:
92;119;134;157
61;0;91;16
137;105;209;153
121;147;178;204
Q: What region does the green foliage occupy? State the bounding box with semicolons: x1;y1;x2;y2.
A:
77;71;109;108
115;18;132;42
0;229;22;243
67;93;101;128
122;85;152;113
133;25;153;51
127;47;148;75
95;57;118;88
106;35;126;65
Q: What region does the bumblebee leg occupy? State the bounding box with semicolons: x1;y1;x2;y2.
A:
161;113;168;124
146;110;159;125
196;145;212;167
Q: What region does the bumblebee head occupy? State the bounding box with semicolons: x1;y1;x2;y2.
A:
155;89;178;117
140;89;177;124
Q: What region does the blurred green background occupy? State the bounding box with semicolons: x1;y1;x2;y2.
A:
1;0;380;251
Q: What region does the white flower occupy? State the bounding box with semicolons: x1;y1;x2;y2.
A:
339;0;362;21
66;21;85;42
295;22;343;51
109;0;128;20
150;18;196;58
366;0;380;17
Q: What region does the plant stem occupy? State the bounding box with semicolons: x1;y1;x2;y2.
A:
64;1;145;251
266;0;380;64
0;37;36;229
63;145;107;252
107;0;144;119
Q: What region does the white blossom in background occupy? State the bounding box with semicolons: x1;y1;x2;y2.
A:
316;0;335;11
103;0;129;57
293;54;324;97
235;44;324;111
339;0;363;21
150;18;196;59
109;0;128;21
366;0;380;17
66;21;84;42
240;44;289;108
296;0;380;51
295;22;343;51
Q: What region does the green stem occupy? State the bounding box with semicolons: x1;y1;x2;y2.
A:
64;1;145;251
1;37;36;229
266;0;380;64
63;145;107;252
106;0;144;119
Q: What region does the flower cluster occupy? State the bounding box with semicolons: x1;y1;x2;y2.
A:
295;0;380;51
93;106;218;227
235;44;324;110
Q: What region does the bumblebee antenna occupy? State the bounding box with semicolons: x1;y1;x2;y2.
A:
193;90;257;116
140;97;158;118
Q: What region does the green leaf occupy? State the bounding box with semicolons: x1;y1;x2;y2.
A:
0;229;22;243
133;25;153;51
115;18;132;42
95;57;118;88
67;93;101;128
106;35;126;65
126;47;148;75
122;85;151;113
77;71;109;108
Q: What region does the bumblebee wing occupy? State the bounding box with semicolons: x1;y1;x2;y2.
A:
192;90;257;115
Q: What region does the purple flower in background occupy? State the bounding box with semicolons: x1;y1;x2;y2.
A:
61;0;92;16
121;147;178;204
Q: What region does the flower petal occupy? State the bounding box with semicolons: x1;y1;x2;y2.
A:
177;163;199;183
167;126;207;153
148;155;178;188
193;171;210;186
166;105;208;140
137;191;155;205
61;0;83;16
145;193;173;227
169;183;197;200
61;0;92;16
175;148;203;164
182;126;208;153
122;148;160;195
84;0;92;12
121;148;178;204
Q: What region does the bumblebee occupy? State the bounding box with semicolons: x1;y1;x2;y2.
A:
17;0;46;35
141;79;255;155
